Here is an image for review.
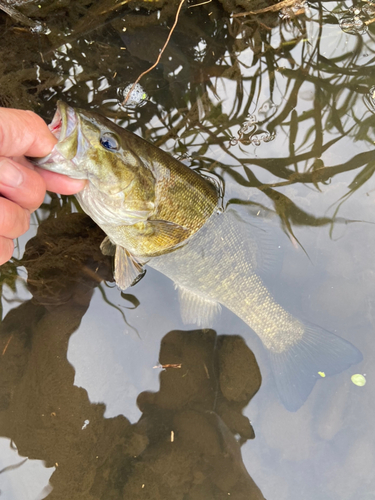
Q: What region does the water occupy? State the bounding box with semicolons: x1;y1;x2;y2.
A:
1;1;375;499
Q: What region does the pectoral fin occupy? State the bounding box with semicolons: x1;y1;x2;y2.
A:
114;246;146;290
177;284;221;328
100;236;116;256
142;220;191;252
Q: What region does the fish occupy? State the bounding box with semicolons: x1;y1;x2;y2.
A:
33;101;362;411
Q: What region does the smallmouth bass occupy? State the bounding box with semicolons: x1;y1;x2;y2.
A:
34;101;362;411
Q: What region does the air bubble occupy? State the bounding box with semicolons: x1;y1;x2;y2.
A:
119;83;148;108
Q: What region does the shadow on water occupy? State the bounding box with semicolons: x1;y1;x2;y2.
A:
1;0;375;498
0;212;264;499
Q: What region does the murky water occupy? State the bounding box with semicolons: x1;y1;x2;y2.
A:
1;1;375;499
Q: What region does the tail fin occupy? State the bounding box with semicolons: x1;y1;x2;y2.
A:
268;324;363;411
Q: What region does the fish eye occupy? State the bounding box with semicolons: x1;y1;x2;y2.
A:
100;133;120;151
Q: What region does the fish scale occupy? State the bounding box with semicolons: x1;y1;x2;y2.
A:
149;209;304;353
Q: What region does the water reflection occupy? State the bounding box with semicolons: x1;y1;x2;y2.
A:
1;0;375;498
339;3;375;35
0;212;264;499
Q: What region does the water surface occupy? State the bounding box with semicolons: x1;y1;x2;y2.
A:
1;1;375;499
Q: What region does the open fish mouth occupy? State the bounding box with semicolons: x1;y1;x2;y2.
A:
48;101;78;142
31;100;87;178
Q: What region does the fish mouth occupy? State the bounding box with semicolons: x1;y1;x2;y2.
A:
32;100;87;179
45;100;83;167
49;100;78;142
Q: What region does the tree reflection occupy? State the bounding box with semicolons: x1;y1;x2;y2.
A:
1;0;374;209
0;211;264;499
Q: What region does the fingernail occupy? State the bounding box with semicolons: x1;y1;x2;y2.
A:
0;159;23;188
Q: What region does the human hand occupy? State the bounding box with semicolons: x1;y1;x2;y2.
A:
0;107;86;265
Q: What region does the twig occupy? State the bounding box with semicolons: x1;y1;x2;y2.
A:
188;0;212;7
2;333;13;356
0;1;40;28
231;0;298;18
0;458;27;474
122;0;185;106
0;1;48;33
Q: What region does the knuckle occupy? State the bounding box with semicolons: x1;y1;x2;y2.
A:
25;168;47;208
0;237;14;264
0;198;30;238
0;163;46;210
20;209;30;234
0;125;4;156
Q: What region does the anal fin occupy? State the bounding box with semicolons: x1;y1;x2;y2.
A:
177;284;221;328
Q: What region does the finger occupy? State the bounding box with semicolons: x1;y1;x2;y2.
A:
0;237;14;265
0;157;47;211
0;197;30;239
0;108;57;157
10;157;86;195
34;166;87;195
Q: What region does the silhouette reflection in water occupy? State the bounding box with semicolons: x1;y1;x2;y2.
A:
0;212;264;499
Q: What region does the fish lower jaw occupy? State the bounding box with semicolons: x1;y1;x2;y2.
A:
36;153;80;178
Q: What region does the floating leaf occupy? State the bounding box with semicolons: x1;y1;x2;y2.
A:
351;374;366;387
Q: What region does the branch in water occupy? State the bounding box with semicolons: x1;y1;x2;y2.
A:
121;0;185;106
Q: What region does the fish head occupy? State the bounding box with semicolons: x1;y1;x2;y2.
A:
35;101;156;224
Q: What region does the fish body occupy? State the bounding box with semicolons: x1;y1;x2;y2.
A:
34;102;362;410
150;208;305;353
